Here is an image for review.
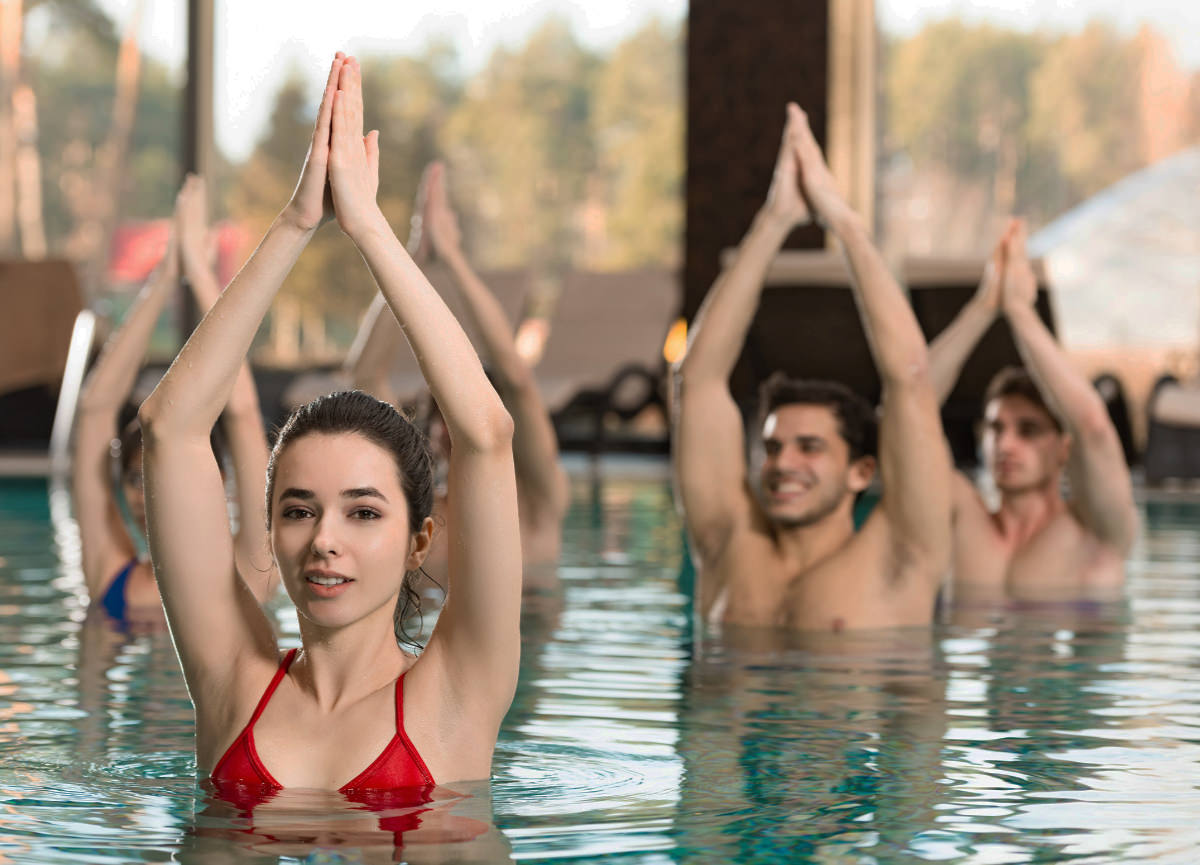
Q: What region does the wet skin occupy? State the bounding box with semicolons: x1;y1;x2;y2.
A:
699;404;935;631
950;395;1125;606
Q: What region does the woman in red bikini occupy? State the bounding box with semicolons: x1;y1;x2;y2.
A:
138;54;521;794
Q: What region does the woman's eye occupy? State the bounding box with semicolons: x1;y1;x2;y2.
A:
282;507;312;520
351;508;381;520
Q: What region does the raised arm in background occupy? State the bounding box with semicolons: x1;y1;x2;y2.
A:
136;57;348;749
927;224;1011;405
790;104;951;586
174;174;275;603
327;59;521;747
1001;222;1137;553
342;164;434;404
671;105;812;613
424;162;568;531
72;230;178;599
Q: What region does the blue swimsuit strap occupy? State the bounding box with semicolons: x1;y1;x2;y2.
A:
100;557;139;622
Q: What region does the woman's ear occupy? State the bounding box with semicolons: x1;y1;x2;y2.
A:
406;516;435;571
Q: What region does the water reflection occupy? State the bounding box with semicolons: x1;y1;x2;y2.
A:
677;626;948;862
182;781;510;863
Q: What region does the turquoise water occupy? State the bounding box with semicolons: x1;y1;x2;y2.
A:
1;467;1199;863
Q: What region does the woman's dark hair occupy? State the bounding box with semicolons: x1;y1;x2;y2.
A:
265;390;436;647
114;415;226;478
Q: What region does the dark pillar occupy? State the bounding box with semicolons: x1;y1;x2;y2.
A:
685;1;833;410
181;0;214;335
183;0;214;178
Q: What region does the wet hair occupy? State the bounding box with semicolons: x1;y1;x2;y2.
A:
114;416;226;478
116;418;144;477
756;373;878;461
265;390;436;647
984;367;1063;433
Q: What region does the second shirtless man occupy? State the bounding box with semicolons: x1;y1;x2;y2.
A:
929;221;1138;605
673;105;952;631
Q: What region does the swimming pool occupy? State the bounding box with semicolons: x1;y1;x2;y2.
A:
1;463;1199;863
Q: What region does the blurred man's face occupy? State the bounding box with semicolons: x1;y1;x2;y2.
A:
982;395;1068;495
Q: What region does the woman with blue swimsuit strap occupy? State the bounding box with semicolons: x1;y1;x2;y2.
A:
73;178;274;625
138;54;521;793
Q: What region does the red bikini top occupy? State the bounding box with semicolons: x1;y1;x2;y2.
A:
209;648;434;794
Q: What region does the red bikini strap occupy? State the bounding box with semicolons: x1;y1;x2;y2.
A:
393;670;435;785
247;648;298;727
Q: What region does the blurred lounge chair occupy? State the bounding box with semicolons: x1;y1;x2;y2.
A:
0;260;84;467
536;269;679;452
1144;376;1200;483
904;257;1056;468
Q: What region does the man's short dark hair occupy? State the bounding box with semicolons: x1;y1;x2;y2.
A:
756;373;878;461
983;366;1063;432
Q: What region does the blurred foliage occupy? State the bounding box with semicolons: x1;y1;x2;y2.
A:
887;21;1045;179
442;19;599;272
22;3;181;257
1027;23;1146;196
18;3;1200;356
590;20;683;270
17;4;683;361
881;18;1200;255
223;15;684;360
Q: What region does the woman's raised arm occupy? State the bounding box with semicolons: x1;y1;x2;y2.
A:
72;233;177;598
137;55;346;720
328;59;521;727
425;163;568;529
173;175;275;603
343;166;434;404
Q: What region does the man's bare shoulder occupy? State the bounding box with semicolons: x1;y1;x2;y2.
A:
695;518;791;626
852;496;956;589
951;488;1127;595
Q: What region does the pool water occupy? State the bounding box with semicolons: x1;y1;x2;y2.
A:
1;466;1199;863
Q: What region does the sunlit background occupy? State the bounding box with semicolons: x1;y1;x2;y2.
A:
7;0;1197;364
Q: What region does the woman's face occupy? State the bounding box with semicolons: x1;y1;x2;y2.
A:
270;432;431;632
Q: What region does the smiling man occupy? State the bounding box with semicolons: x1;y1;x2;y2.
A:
928;221;1138;605
672;105;952;631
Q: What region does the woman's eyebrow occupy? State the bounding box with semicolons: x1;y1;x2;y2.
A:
343;487;388;502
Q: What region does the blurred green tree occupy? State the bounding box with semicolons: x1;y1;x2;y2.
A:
441;17;598;273
220;16;684;361
589;18;683;270
19;0;180;289
1030;23;1150;199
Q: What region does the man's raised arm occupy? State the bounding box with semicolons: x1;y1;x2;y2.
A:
928;226;1010;406
673;106;810;578
1002;223;1137;553
789;105;951;580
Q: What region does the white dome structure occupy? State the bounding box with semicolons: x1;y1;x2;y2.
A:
1030;147;1200;354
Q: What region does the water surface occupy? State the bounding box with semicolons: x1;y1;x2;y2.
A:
0;468;1198;863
